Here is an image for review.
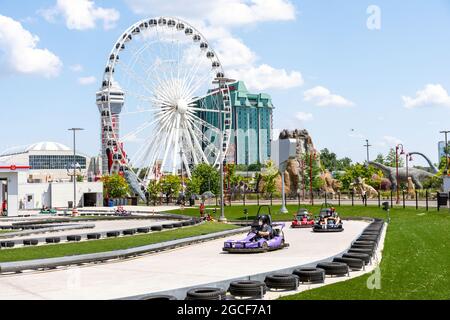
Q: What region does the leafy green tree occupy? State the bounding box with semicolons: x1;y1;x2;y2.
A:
260;160;278;196
385;148;404;167
191;163;220;195
374;153;386;165
102;174;129;199
336;157;352;171
320;148;338;171
185;176;201;198
159;174;181;198
247;163;262;172
146;180;161;205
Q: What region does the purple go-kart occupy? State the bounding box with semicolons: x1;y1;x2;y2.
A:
223;206;289;253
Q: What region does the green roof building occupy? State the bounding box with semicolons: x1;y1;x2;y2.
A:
198;81;274;165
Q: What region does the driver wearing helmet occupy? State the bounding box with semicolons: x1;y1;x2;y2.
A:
257;215;273;240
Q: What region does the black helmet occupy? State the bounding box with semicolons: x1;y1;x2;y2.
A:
259;215;270;224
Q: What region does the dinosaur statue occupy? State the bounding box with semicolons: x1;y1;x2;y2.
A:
350;177;379;198
368;161;434;190
408;152;439;174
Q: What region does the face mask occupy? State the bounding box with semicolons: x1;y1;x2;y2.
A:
258;221;263;226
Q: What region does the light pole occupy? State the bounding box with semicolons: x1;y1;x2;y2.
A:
212;76;235;223
406;153;413;181
440;131;450;175
395;143;404;204
364;139;372;164
68;128;84;214
309;150;317;205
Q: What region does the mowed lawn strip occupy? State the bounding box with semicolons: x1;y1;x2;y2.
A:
0;222;238;263
276;207;450;300
169;204;388;221
171;205;450;299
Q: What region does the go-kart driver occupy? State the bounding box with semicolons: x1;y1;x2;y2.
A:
255;215;273;240
325;207;341;225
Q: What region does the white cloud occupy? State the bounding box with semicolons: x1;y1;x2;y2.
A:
41;0;120;30
78;76;96;85
126;0;295;27
70;64;83;72
124;0;301;91
304;86;354;107
0;15;62;78
229;64;303;91
295;112;314;122
402;84;450;109
376;135;403;147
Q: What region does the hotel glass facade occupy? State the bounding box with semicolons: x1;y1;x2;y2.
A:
198;81;273;165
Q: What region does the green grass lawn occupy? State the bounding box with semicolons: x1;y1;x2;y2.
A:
0;230;12;234
0;222;238;263
170;204;450;300
170;204;388;221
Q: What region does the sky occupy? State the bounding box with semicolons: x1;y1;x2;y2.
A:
1;0;450;166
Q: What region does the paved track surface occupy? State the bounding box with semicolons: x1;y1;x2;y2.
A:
0;221;367;300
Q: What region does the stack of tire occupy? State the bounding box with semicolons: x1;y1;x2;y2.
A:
228;281;267;299
335;219;384;271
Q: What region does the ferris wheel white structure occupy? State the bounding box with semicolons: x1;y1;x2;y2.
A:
96;17;233;193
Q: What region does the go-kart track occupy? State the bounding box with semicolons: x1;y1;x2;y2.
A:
0;220;370;300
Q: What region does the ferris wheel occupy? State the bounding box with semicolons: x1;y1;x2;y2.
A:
97;17;233;190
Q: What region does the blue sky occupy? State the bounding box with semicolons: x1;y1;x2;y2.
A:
1;0;449;166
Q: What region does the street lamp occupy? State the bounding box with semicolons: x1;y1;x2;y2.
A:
68;128;84;215
309;150;317;205
406;153;413;181
395;143;405;204
364;139;372;164
212;76;236;223
440;130;450;175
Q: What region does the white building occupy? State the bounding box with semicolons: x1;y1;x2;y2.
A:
0;141;100;183
0;142;103;214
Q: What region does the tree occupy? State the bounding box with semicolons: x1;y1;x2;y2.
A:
320;148;338;172
191;163;220;195
374;153;385;165
159;174;181;198
185;176;201;198
146;180;160;205
102;174;129;199
385;148;404;167
319;148;352;171
339;163;378;190
260;160;278;196
336;157;352;171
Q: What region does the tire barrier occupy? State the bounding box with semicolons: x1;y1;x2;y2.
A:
333;257;364;271
0;241;15;248
348;247;374;256
151;225;163;232
292;267;325;284
45;237;61;244
228;281;267;299
23;239;38;246
264;274;299;291
351;243;376;250
343;252;371;265
107;231;120;238
137;227;150;233
316;262;349;277
162;224;174;229
185;287;227;300
172;222;183;228
123;229;137;236
87;233;101;240
67;235;82;242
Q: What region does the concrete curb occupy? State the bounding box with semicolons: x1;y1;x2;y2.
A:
0;226;249;274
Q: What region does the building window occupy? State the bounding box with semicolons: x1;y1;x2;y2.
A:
29;155;87;170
